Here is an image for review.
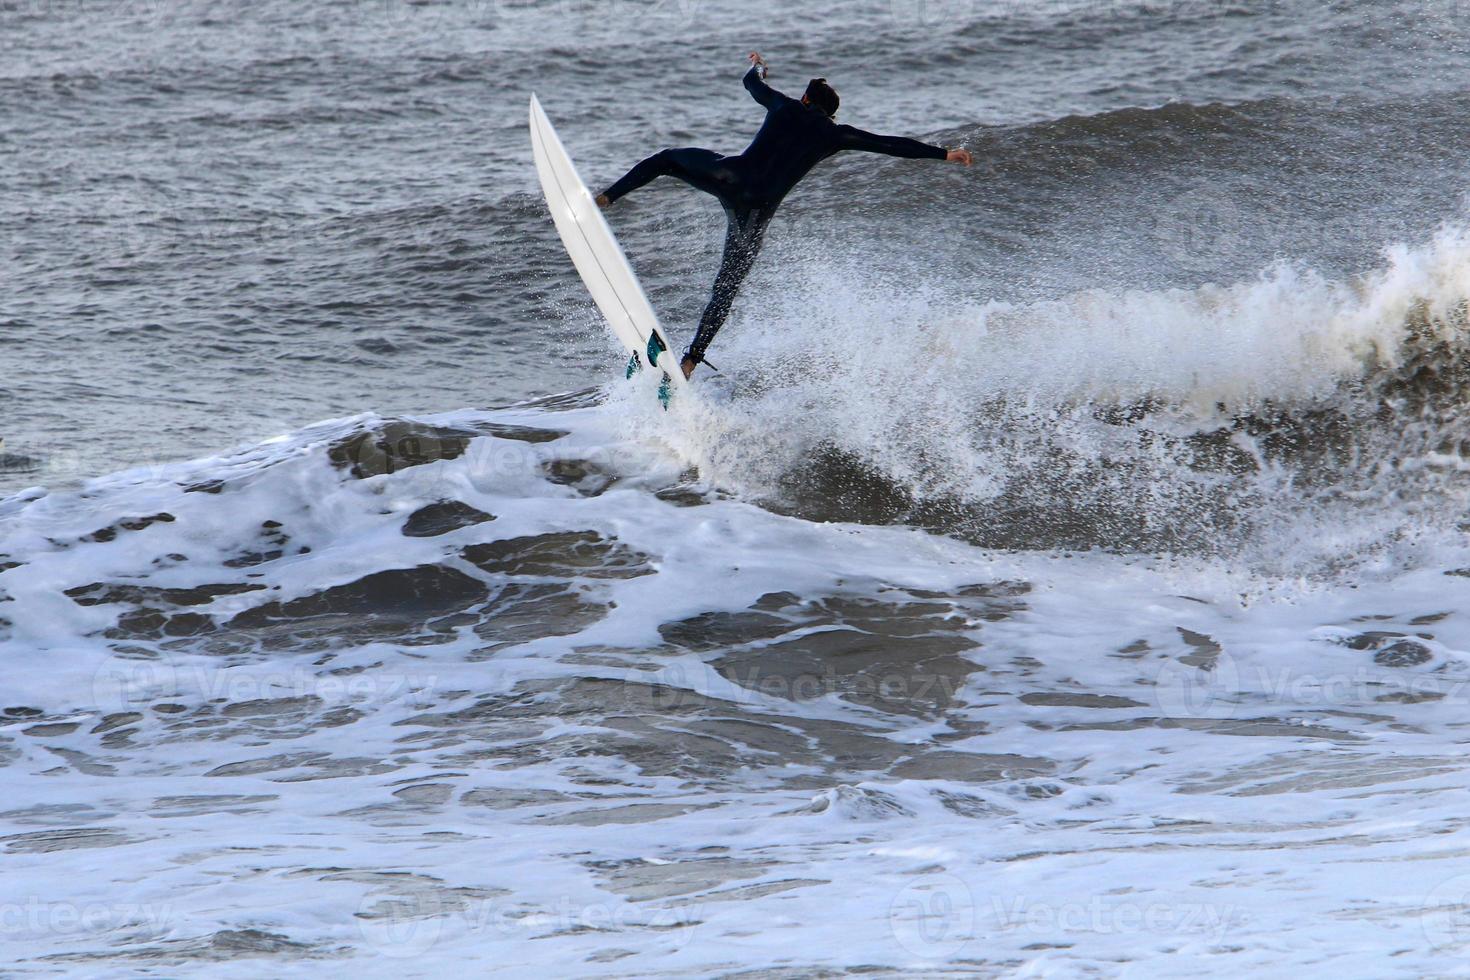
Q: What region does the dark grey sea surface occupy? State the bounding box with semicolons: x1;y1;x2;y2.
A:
8;3;1470;976
6;0;1470;491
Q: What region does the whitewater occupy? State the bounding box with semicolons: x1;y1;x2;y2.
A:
11;0;1470;974
6;219;1470;974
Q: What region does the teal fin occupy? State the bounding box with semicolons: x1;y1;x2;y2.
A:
657;375;671;411
625;351;642;379
646;331;667;367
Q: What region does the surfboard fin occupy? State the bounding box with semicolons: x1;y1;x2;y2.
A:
625;352;642;378
646;332;667;368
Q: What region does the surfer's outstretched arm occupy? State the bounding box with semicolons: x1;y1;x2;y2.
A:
742;54;787;109
835;125;973;165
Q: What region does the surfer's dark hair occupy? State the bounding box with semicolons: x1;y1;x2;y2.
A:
804;78;839;117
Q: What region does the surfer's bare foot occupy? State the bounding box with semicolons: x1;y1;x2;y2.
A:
595;193;611;208
681;356;696;379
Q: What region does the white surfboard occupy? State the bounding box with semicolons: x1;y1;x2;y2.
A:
529;94;687;390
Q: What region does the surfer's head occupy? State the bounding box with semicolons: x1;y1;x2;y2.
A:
801;78;839;117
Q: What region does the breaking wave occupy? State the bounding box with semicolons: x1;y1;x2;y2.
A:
657;222;1470;567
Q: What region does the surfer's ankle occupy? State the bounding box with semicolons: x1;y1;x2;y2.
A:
595;193;611;209
681;356;696;379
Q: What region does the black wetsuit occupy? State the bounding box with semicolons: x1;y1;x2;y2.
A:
601;66;948;366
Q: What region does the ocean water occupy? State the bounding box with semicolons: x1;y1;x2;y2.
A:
7;0;1470;974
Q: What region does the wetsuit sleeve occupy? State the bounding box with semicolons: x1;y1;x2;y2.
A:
834;124;948;160
743;65;787;110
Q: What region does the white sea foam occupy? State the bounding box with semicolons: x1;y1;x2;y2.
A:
0;378;1467;974
4;229;1470;975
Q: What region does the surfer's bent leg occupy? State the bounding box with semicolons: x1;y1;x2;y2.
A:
600;148;734;204
684;207;774;368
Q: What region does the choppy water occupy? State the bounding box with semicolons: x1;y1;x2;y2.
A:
8;0;1470;975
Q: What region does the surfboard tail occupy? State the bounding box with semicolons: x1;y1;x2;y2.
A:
528;95;688;389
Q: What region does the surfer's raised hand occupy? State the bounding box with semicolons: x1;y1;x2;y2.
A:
748;52;765;69
595;193;611;209
946;148;973;166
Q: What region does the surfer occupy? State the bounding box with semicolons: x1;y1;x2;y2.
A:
597;52;972;379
